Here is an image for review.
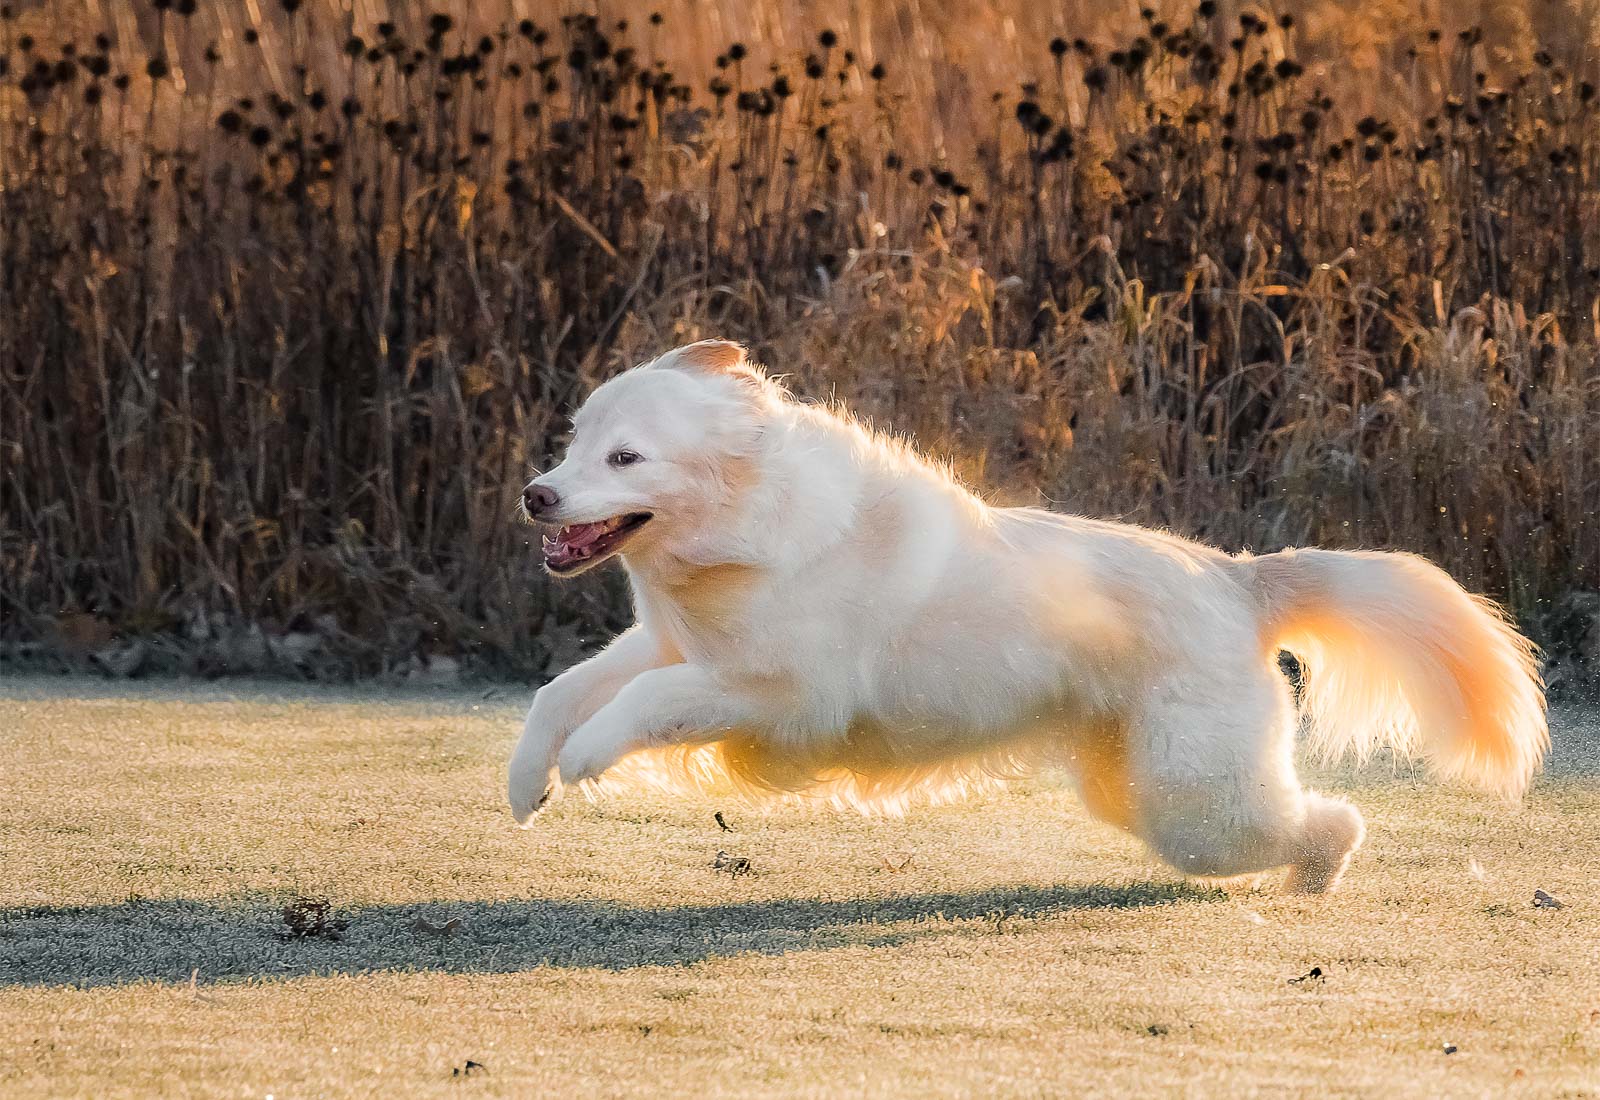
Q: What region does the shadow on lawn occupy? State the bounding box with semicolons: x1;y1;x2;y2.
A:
0;881;1219;988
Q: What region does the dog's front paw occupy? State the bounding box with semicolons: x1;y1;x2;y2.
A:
509;780;557;827
556;738;613;788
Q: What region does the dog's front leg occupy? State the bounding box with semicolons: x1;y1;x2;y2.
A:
556;664;753;787
508;626;671;823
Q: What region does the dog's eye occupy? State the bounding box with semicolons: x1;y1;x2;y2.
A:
608;449;643;468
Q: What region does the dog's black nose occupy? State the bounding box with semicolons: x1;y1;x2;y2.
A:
523;482;559;517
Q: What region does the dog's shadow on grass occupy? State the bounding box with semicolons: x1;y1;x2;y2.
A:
1;881;1220;989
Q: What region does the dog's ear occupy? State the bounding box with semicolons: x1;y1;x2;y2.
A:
653;340;761;382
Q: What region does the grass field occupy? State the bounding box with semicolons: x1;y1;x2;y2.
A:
2;675;1597;1098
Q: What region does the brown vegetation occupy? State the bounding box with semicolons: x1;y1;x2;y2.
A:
2;1;1598;677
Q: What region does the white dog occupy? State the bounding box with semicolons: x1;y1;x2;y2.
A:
508;340;1548;892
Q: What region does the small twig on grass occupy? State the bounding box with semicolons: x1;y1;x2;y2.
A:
412;916;464;936
278;897;349;941
1533;889;1565;909
187;967;216;1003
713;850;753;876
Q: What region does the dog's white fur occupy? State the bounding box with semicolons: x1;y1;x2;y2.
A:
509;340;1548;892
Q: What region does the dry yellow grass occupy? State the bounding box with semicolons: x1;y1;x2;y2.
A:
2;676;1598;1098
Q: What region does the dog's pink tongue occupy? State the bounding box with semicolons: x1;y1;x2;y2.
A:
545;521;609;567
560;521;608;549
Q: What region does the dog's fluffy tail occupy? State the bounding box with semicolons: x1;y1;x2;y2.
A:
1240;548;1548;798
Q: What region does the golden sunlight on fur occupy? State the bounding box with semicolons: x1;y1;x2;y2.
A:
508;342;1549;894
664;339;758;376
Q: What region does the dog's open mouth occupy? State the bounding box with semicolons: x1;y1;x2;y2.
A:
542;513;652;573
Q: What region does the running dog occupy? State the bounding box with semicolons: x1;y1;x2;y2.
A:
508;340;1547;892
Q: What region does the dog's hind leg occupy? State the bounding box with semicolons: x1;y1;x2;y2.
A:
1129;669;1366;893
1281;792;1365;894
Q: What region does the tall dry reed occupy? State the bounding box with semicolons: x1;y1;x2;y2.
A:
2;1;1597;677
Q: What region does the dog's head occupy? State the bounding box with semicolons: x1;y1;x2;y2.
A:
522;340;773;576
